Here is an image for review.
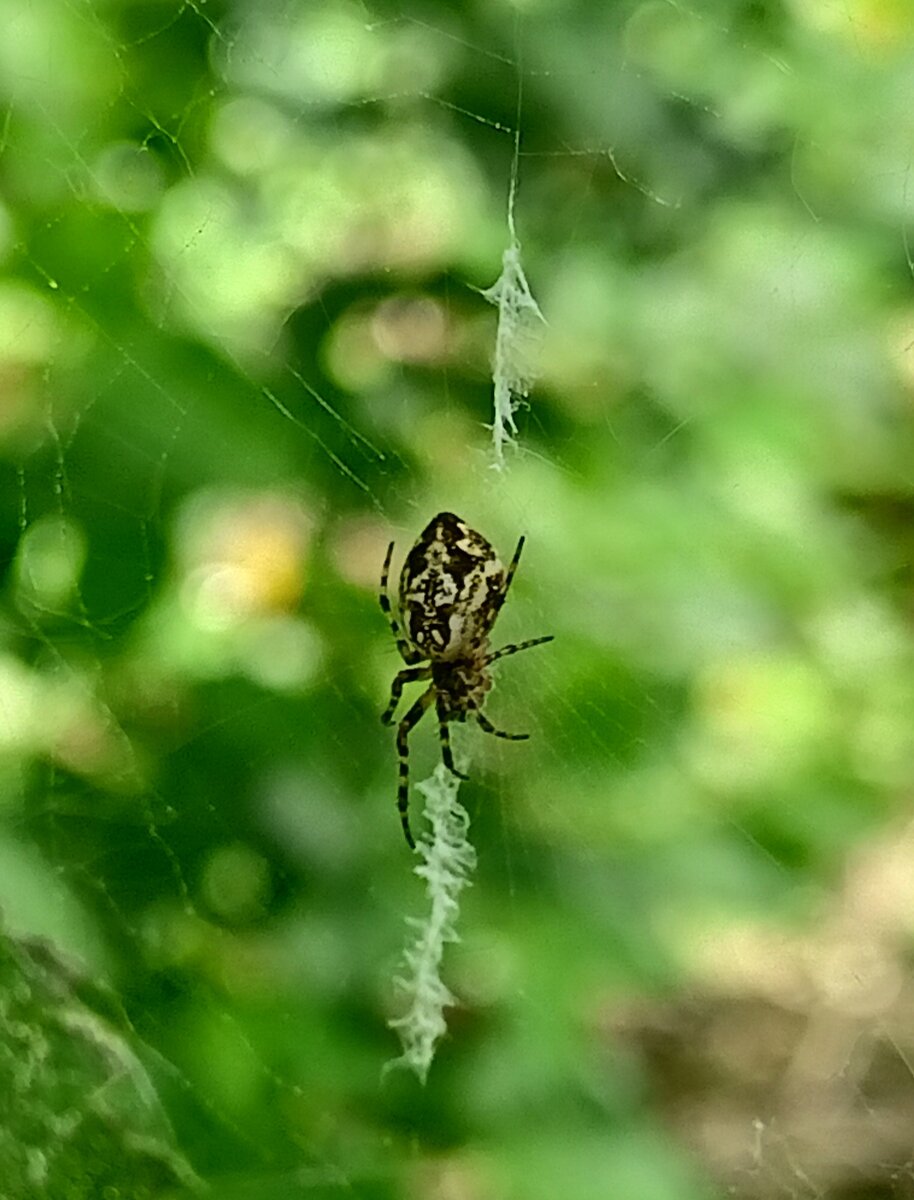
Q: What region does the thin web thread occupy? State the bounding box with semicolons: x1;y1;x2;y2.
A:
387;27;538;1082
480;30;546;468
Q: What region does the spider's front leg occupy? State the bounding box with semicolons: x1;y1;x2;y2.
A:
381;666;431;725
473;706;530;741
396;687;435;850
435;696;470;781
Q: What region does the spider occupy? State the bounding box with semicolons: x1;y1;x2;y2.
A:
380;511;553;849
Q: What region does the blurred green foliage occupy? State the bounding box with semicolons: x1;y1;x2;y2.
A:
1;0;914;1196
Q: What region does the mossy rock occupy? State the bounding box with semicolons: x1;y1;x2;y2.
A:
0;923;203;1199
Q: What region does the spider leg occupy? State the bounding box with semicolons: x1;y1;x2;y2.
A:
380;540;423;665
381;665;431;725
472;706;529;741
396;687;435;850
485;635;554;666
502;534;525;598
435;696;470;781
488;534;528;627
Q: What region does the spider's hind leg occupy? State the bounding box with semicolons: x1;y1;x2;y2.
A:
485;635;554;666
503;535;525;595
379;540;423;665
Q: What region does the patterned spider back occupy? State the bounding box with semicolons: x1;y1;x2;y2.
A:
399;512;506;661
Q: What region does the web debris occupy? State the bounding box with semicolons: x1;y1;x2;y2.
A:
385;36;542;1082
479;40;546;470
480;242;546;468
387;762;476;1084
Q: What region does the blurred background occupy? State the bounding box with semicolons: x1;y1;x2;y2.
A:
2;0;914;1196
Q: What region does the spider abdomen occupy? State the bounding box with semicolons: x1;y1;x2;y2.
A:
399;512;505;660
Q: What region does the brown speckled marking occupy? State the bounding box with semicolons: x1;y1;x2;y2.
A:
399;513;506;661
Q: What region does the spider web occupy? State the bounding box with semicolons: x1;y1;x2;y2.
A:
1;0;914;1196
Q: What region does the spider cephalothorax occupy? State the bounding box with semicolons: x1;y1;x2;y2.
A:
380;512;552;849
